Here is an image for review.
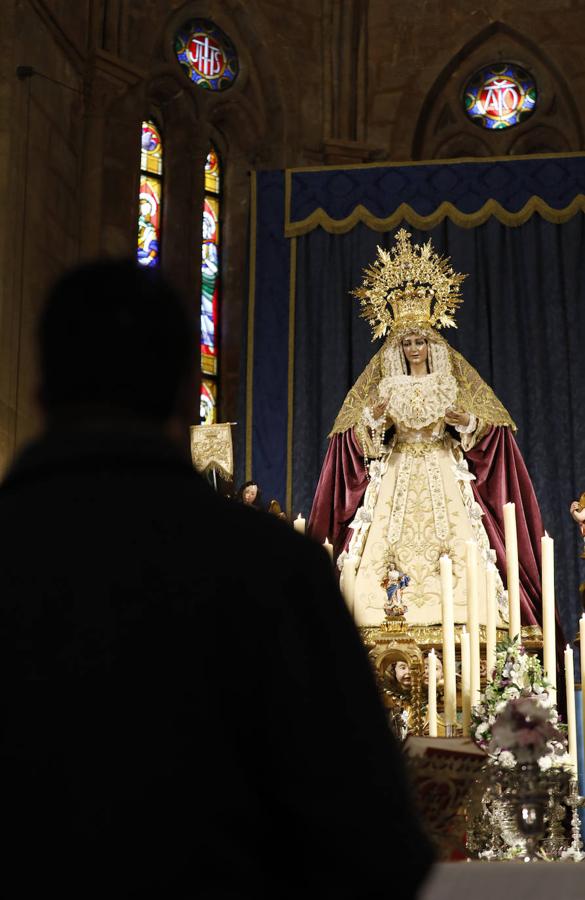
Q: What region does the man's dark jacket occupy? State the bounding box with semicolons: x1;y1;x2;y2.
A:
0;428;433;898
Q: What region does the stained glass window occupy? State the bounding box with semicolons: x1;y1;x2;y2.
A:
200;146;221;424
200;378;217;426
464;64;537;130
137;121;163;267
175;19;238;92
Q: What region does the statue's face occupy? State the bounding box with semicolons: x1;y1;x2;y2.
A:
401;333;428;368
394;660;412;687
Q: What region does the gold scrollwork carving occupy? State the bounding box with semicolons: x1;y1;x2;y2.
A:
190;423;234;480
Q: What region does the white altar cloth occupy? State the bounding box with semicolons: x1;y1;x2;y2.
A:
419;860;584;900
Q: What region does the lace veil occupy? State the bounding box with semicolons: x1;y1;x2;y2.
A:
329;331;515;436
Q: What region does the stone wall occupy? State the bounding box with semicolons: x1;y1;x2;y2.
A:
1;0;584;467
0;1;86;470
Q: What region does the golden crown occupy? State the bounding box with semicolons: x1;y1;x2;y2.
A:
353;229;467;341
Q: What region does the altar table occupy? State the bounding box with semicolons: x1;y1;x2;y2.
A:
419;860;584;899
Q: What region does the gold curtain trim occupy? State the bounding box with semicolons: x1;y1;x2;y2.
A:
245;172;258;481
286;237;297;517
285;194;585;237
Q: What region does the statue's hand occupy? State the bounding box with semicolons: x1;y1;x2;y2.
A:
444;407;471;428
372;402;387;420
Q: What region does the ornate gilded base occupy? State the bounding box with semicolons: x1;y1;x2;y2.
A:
362;620;543;741
360;622;542;651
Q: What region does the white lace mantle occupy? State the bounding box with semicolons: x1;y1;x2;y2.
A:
378;372;458;430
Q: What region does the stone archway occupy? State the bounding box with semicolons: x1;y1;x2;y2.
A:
411;21;583;160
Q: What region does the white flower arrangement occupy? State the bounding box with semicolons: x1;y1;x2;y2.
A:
470;501;484;521
336;550;348;572
368;459;383;482
471;637;568;769
353;506;373;527
451;458;476;483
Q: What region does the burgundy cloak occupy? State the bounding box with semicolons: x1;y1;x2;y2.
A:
308;425;562;645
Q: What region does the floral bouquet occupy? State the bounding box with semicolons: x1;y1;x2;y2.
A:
467;639;575;862
471;637;569;770
488;697;567;767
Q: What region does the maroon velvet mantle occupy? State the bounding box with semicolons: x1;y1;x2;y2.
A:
465;427;542;629
309;426;563;634
308;429;369;559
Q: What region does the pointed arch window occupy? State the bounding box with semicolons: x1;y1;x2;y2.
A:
137;120;163;267
200;145;221;423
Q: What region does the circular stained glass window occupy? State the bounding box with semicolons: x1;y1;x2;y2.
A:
464;63;537;130
174;19;238;92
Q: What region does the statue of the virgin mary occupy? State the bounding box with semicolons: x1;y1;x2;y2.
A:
309;230;546;634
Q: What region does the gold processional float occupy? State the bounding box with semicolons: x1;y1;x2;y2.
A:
192;233;585;863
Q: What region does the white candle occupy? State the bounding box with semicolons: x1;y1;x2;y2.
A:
461;627;471;735
341;557;356;615
322;538;334;562
503;502;521;642
581;616;585;781
565;644;578;775
440;555;457;727
486;562;497;682
293;514;306;535
428;650;438;737
465;540;480;707
541;533;556;704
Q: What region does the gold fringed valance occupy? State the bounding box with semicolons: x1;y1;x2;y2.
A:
284;152;585;237
285;195;585;237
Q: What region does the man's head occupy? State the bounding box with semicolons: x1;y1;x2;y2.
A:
38;259;196;431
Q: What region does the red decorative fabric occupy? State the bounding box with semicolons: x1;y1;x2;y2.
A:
308;429;368;558
310;425;561;629
466;426;543;627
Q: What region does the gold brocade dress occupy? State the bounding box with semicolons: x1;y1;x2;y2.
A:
345;371;507;628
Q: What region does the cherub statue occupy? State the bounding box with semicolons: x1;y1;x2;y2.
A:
570;492;585;559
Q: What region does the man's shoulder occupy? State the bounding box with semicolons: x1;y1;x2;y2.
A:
212;495;325;566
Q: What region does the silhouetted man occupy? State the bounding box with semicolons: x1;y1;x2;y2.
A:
0;261;433;898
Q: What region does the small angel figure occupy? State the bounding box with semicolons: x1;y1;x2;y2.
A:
569;492;585;559
381;567;410;618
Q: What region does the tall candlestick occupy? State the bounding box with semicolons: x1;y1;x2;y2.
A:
293;514;306;535
503;502;521;641
461;627;471;735
465;540;480;707
341;557;356;615
428;650;438;738
440;555;457;727
565;644;578;775
541;533;556;704
581;615;585;783
322;538;334;562
485;562;497;682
